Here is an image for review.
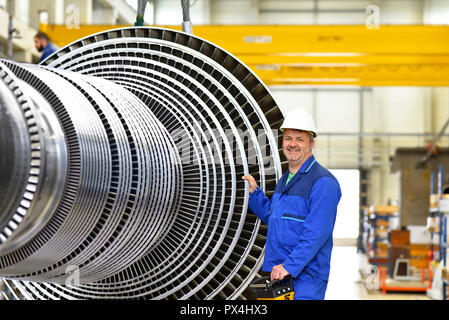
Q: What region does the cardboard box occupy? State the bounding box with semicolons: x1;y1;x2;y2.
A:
376;228;388;239
426;217;439;233
410;244;429;268
390;230;410;245
430;194;449;209
410;258;428;269
375;219;390;228
376;242;388;258
410;244;429;252
377;242;388;251
443;267;449;281
430;194;439;209
409;244;440;268
372;205;399;215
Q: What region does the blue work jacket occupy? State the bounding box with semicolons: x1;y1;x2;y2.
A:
39;43;56;63
249;155;341;284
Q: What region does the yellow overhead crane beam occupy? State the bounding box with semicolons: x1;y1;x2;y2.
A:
40;24;449;86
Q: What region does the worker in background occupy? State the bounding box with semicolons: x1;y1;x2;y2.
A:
34;31;56;63
242;108;341;300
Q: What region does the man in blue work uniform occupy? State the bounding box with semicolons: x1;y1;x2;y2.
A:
34;31;56;63
242;108;341;300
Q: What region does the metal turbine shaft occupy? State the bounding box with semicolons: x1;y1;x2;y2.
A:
0;27;283;300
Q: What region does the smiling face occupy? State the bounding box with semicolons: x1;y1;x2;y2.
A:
282;128;314;170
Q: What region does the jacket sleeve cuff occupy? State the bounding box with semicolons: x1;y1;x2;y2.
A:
250;186;261;195
282;261;303;279
248;187;261;210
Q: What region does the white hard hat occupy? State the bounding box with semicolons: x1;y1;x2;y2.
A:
280;108;317;137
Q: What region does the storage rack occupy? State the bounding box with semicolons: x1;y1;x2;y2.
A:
429;165;449;300
366;206;398;266
360;206;370;254
429;171;438;262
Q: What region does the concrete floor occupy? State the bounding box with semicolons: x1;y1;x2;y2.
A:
325;245;431;300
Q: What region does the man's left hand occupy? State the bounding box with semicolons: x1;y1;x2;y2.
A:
271;264;290;281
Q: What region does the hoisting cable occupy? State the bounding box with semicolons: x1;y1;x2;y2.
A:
135;0;148;26
181;0;193;34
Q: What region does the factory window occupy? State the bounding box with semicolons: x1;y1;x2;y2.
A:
39;10;49;25
330;169;360;244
